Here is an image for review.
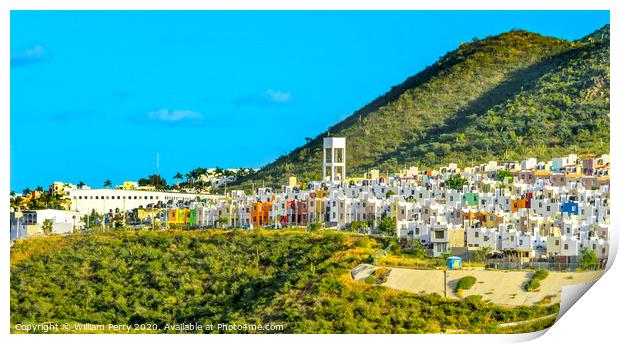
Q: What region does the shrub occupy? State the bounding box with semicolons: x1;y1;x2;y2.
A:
456;276;477;292
525;279;541;292
581;248;598;270
365;275;377;284
378;216;397;235
532;269;549;280
350;221;368;232
525;269;549;292
374;268;392;284
353;237;371;248
308;223;323;231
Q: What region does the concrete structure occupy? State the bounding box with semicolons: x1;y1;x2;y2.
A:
65;188;224;215
10;209;81;239
323;137;346;181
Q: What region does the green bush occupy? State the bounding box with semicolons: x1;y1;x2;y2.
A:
532;269;549;280
353;237;371;248
365;275;377;285
350;221;369;232
456;276;477;291
525;279;541;292
581;248;598;270
308;222;323;231
525;270;549;292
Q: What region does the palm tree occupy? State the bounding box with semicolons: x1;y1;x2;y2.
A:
104;179;112;188
182;170;197;189
10;191;16;197
35;186;44;193
77;181;85;189
10;195;23;209
195;181;205;193
195;167;208;180
172;172;183;189
22;188;31;197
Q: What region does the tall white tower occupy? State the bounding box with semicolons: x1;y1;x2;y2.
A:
323;137;346;181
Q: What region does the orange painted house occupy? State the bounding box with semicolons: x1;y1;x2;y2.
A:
251;201;271;227
511;199;528;213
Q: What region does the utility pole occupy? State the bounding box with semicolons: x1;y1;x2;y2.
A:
156;152;160;189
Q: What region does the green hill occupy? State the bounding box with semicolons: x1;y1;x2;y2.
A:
10;230;558;333
235;26;609;188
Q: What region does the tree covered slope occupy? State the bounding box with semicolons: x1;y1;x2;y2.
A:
10;231;558;333
235;26;609;188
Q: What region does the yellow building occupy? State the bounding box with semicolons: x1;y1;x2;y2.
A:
167;209;190;226
288;176;297;187
316;189;329;198
117;181;139;190
137;208;161;221
369;169;380;179
50;182;69;196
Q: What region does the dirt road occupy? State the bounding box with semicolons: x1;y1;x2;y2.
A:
352;264;604;306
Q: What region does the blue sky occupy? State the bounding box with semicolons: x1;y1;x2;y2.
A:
10;10;609;191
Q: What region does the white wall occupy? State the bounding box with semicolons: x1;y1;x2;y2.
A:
66;188;223;214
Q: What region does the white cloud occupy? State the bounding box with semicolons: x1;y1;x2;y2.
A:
236;89;293;106
11;45;46;67
261;89;292;103
147;109;203;122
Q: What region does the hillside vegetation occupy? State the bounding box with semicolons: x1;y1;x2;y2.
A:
235;26;609;188
11;230;558;333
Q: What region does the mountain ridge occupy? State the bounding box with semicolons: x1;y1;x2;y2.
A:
234;26;610;188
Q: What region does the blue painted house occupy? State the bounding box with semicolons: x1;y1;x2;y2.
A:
561;202;579;216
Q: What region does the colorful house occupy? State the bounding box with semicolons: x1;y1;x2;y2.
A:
251;201;271;227
464;193;479;207
561;202;579;216
189;208;197;226
511;199;528;213
167;208;190;226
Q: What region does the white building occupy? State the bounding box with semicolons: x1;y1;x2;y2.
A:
10;209;81;239
323;137;346;181
66;188;224;215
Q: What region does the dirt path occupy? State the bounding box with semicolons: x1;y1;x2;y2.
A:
352;264;605;306
497;313;557;328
